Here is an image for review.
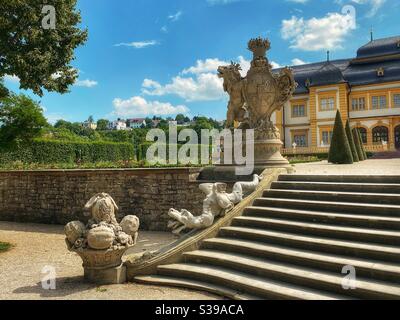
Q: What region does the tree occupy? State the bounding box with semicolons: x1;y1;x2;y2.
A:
328;111;353;164
0;94;48;149
352;128;365;161
345;120;359;162
175;114;186;124
96;119;109;131
87;115;94;123
0;1;88;97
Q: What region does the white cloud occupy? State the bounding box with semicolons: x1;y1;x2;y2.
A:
161;26;168;33
74;79;98;88
286;0;309;3
291;58;307;66
142;56;285;102
3;74;20;83
114;40;158;49
281;12;356;51
168;11;183;22
337;0;385;17
182;58;228;75
112;96;189;117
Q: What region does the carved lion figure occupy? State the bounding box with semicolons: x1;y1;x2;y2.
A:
217;62;247;128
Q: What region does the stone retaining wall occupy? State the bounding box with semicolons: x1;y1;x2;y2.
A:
0;168;208;231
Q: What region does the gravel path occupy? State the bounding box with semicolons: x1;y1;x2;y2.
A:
0;222;219;300
293;159;400;175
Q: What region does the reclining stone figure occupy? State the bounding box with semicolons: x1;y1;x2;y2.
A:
168;174;262;235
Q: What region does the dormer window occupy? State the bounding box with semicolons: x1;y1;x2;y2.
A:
377;68;385;77
305;78;311;87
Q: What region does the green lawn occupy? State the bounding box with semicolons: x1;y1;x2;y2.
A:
0;242;12;253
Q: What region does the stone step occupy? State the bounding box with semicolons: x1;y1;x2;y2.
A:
183;250;400;299
263;189;400;205
135;274;260;300
243;206;400;230
202;238;400;283
232;216;400;245
219;226;400;263
278;175;400;184
253;198;400;217
271;181;400;194
156;263;347;300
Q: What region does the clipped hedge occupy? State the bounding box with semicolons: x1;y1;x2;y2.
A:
0;139;134;164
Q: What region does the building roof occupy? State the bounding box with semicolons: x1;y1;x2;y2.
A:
273;35;400;95
356;36;400;60
128;118;146;123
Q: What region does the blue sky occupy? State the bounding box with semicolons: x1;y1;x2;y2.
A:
4;0;399;123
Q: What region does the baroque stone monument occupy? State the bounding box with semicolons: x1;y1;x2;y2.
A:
65;193;140;284
218;37;297;167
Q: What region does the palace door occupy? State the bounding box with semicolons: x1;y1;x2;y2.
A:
395;125;400;149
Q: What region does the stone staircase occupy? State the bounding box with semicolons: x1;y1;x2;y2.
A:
135;175;400;300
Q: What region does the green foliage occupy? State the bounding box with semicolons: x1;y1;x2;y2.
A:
345;120;359;162
328;111;353;164
0;94;48;150
0;0;87;97
0;242;12;253
0;139;134;164
96;119;109;131
352;128;365;161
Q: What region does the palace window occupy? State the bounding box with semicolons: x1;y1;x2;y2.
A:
351;97;366;111
356;127;367;144
293;134;308;147
321;130;333;145
372;126;389;144
394;94;400;108
320;98;335;111
292;104;306;117
372;95;387;109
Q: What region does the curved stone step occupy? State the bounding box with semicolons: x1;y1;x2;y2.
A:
156;263;347;300
271;181;400;194
219;226;400;263
278;175;400;184
243;206;400;230
135;274;260;300
232;216;400;245
263;189;400;205
202;238;400;283
253;198;400;217
183;250;400;299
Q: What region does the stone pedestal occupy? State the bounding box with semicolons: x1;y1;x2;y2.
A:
84;264;126;285
253;138;289;166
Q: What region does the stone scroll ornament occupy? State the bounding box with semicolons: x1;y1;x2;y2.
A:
64;193;140;274
218;37;297;166
168;174;262;235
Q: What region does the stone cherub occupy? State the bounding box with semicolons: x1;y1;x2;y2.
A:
168;174;262;235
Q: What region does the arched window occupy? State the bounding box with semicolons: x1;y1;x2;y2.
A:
372;126;389;144
357;127;367;144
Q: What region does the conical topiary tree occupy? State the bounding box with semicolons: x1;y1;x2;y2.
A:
328;111;354;164
352;128;365;161
345;120;359;162
359;130;368;159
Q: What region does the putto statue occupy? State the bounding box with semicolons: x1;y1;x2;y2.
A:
65;193;140;284
168;174;262;235
218;37;297;166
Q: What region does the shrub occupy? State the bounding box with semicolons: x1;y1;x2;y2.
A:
0;139;134;164
328;111;353;164
345;120;359;162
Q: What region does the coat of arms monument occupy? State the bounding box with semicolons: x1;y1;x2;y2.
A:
218;37;297;167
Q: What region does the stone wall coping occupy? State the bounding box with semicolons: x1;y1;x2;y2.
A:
0;167;203;175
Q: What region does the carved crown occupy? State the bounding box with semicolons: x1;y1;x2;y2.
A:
248;37;271;58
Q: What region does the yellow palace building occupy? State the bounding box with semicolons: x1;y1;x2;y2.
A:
273;35;400;155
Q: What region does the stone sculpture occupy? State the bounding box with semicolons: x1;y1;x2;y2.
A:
64;193;140;284
168;174;261;235
218;37;297;166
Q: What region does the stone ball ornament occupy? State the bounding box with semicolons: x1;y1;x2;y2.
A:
64;193;140;284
